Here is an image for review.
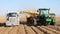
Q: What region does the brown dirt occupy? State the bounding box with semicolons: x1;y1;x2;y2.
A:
0;23;59;34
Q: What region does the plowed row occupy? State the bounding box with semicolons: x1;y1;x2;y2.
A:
0;23;60;34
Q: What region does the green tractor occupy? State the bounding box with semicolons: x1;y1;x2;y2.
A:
37;8;56;25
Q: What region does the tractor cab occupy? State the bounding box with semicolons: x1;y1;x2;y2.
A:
37;8;56;25
37;8;50;17
6;12;19;26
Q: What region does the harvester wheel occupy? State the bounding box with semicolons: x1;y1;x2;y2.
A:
33;18;37;25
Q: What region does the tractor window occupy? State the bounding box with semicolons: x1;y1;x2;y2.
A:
41;10;48;15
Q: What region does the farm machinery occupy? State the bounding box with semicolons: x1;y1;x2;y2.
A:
36;8;56;25
20;8;56;25
2;8;55;26
19;10;39;25
5;8;56;26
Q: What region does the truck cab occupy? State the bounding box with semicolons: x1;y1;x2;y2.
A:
6;12;19;26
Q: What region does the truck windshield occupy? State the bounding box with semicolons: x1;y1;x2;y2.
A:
7;13;17;17
41;10;48;15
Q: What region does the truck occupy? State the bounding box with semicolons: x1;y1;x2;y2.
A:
6;12;19;26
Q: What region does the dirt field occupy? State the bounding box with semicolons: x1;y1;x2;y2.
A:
0;23;60;34
0;16;60;34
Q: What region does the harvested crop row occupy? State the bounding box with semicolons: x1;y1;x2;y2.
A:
31;26;44;34
8;26;19;34
37;26;55;34
41;26;60;34
18;24;26;34
24;25;36;34
0;27;6;32
47;25;60;31
0;27;8;34
0;24;60;34
1;27;13;34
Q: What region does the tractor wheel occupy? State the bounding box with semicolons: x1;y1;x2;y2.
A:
50;22;55;25
50;19;56;25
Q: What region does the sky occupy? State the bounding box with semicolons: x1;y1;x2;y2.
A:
0;0;60;16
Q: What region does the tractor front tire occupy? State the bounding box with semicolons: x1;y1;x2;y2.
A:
50;22;55;25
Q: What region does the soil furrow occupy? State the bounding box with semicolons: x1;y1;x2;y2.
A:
8;26;18;34
37;26;55;34
24;25;36;34
0;27;8;34
41;26;60;34
0;27;6;32
31;26;44;34
18;24;26;34
47;25;60;31
1;27;13;34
